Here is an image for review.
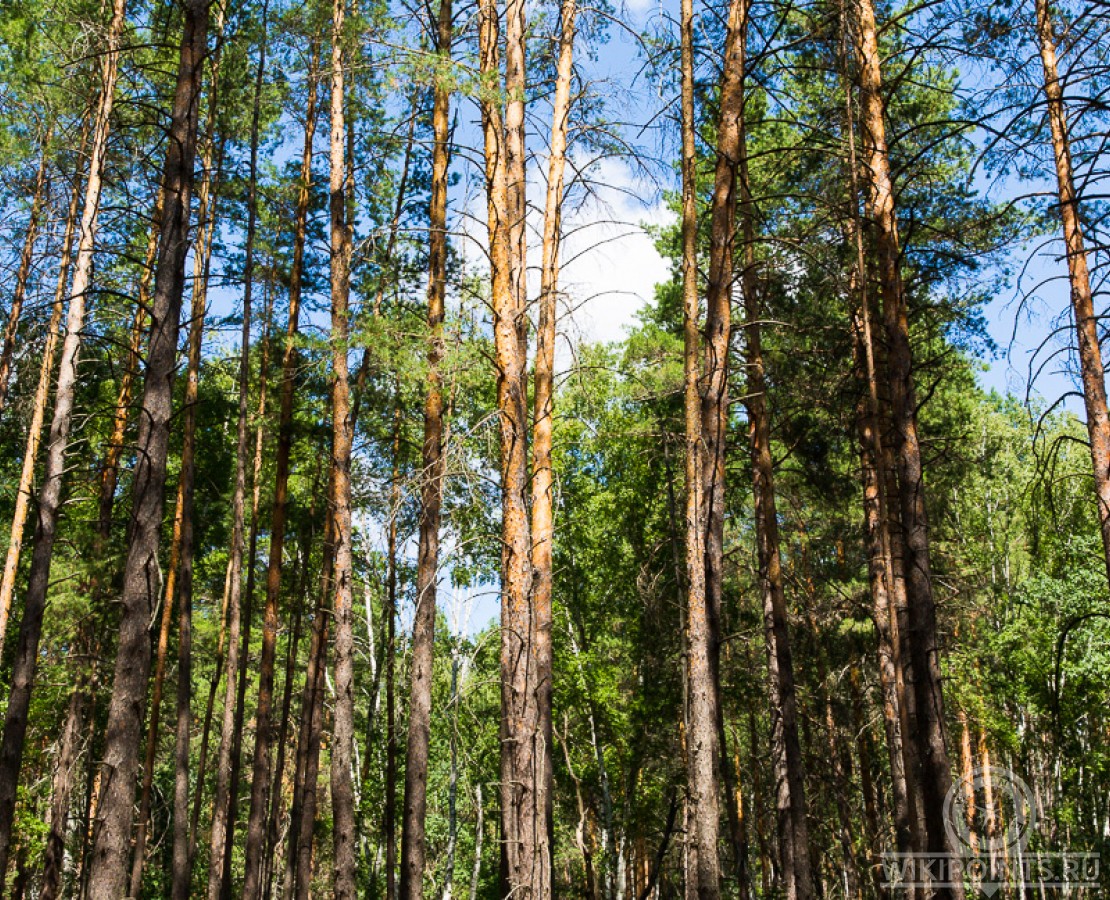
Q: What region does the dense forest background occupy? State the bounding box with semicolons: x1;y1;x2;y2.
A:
0;0;1108;895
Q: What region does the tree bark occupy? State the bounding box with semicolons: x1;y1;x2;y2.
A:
399;0;453;892
477;0;543;892
288;511;332;900
1035;0;1110;590
259;41;319;900
186;98;229;872
236;11;282;896
0;122;52;417
37;132;93;900
678;0;705;886
327;0;357;891
531;1;575;891
85;0;209;892
0;126;83;669
853;0;961;891
385;399;401;898
262;533;310;900
735;7;815;899
0;0;128;879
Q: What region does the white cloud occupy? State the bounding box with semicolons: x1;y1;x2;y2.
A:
556;157;671;348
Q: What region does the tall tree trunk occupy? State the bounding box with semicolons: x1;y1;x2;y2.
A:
399;0;453;893
477;0;542;891
853;0;960;887
259;41;320;900
0;0;128;878
220;298;273;895
186;111;229;874
128;429;184;897
166;56;225;886
531;0;575;889
204;25;269;900
128;15;225;891
470;783;484;900
735;6;815;898
262;534;310;900
1035;0;1110;589
678;0;705;886
327;77;359;900
36;128;91;900
385;400;401;898
85;0;210;892
0;122;52;417
288;508;332;900
0;126;83;669
238;11;283;896
840;14;926;866
327;1;357;892
166;197;209;900
35;164;159;896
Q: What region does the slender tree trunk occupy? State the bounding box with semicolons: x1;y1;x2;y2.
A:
0;129;84;676
678;0;705;886
166;216;208;900
166;65;225;890
85;0;209;892
128;428;183;897
385;400;401;898
841;15;928;869
531;0;575;890
957;711;980;857
399;0;452;892
239;12;289;896
128;16;224;891
289;513;332;900
441;644;461;900
840;27;921;866
853;0;960;887
0;123;52;417
1035;0;1110;589
262;536;309;900
849;667;888;900
185;124;229;876
200;110;255;900
469;783;484;900
478;0;542;891
327;0;357;888
735;8;815;899
37;148;92;900
283;487;332;900
0;0;128;878
279;55;325;900
220;289;273;894
260;41;320;898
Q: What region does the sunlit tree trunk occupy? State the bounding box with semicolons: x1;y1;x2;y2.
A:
286;481;334;900
477;0;543;892
1034;0;1110;589
0;0;128;879
259;39;319;900
679;0;708;889
853;0;961;890
736;8;815;899
238;11;288;896
531;0;575;887
85;0;210;892
0;123;52;416
188;131;230;870
36;120;91;900
327;0;357;891
400;0;452;891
